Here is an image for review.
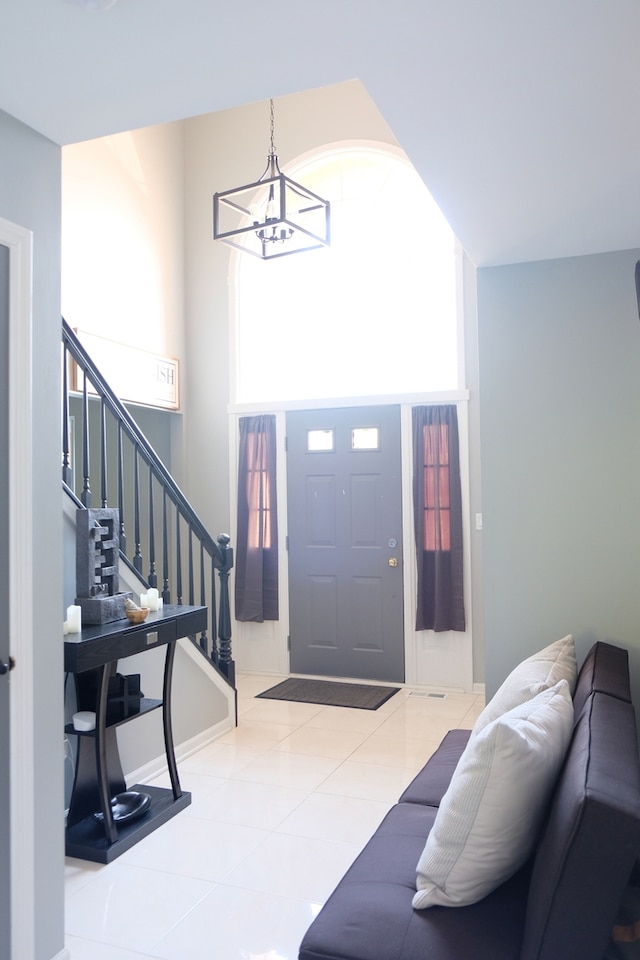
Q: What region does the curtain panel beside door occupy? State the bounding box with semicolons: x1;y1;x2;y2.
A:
235;415;279;622
412;405;465;632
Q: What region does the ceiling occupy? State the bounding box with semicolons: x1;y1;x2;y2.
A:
2;0;639;267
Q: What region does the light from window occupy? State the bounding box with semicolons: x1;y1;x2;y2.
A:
245;432;272;549
307;429;334;452
422;423;450;551
352;427;379;450
234;144;459;403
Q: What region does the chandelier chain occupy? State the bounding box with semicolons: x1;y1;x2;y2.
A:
269;99;276;157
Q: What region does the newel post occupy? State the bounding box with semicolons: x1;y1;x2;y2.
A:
216;533;235;687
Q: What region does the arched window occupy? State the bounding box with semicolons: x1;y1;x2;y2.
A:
232;143;460;404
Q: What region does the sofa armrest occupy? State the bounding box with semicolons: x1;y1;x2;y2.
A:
398;728;470;807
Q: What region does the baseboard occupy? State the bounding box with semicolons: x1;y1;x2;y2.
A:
473;682;486;697
50;948;70;960
125;716;233;787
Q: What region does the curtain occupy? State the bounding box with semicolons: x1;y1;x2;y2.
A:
235;415;279;622
412;405;465;632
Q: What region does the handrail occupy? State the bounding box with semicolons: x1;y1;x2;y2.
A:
61;320;235;687
62;319;224;568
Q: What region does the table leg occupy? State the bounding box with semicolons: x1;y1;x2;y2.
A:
162;640;182;800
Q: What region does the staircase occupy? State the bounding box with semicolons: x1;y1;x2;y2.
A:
61;319;236;694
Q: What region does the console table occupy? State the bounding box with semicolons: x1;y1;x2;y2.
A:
64;604;206;863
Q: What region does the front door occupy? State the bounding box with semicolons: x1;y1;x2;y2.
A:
287;406;404;683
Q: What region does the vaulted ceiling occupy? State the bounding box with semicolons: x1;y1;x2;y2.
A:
2;0;639;267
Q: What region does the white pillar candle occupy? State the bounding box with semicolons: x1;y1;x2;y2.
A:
157;598;163;611
146;588;159;611
67;605;82;633
140;593;148;608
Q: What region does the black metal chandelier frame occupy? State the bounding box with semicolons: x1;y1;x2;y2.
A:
213;100;330;260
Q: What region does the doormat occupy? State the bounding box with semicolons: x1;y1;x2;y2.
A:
256;678;399;711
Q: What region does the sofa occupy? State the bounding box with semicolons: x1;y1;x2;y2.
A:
298;640;640;960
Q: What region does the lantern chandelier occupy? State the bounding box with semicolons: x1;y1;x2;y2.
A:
213;99;330;260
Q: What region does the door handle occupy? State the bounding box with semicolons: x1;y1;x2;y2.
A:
388;557;398;568
0;657;15;675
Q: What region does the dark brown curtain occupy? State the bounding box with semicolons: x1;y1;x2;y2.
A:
412;405;465;632
235;415;279;622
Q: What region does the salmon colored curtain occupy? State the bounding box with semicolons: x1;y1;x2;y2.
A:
412;405;465;632
235;415;279;621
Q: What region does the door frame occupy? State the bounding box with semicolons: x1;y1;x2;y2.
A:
230;393;474;692
1;216;36;960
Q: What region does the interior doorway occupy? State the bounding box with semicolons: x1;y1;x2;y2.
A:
0;216;36;960
0;241;10;958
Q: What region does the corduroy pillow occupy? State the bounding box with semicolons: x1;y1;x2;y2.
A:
413;679;574;909
471;634;576;737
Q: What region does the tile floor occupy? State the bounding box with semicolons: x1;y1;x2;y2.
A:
65;675;484;960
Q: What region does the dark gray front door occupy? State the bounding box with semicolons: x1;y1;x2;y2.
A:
0;243;10;946
287;406;404;683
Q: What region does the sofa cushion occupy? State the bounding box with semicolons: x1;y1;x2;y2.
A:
398;728;471;807
472;634;576;737
298;801;531;960
572;641;631;720
520;692;640;960
413;680;574;909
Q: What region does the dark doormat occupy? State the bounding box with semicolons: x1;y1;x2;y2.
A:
256;677;400;710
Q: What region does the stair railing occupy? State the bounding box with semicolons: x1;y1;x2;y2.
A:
61;319;235;688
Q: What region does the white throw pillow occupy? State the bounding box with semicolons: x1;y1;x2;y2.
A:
471;634;576;737
413;679;574;909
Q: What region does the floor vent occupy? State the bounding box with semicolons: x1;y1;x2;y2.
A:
409;691;447;699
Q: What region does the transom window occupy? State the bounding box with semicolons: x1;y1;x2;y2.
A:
232;143;460;404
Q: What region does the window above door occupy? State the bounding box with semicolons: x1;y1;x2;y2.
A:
232;142;462;405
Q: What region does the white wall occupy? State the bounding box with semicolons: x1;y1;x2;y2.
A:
62;123;186;362
477;249;640;710
62;122;189;489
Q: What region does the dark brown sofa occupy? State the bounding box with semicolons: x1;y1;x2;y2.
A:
299;642;640;960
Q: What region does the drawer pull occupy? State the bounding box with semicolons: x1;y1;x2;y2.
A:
146;631;159;646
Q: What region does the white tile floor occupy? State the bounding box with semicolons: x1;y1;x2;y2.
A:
65;675;484;960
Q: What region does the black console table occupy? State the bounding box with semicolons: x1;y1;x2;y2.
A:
64;604;206;863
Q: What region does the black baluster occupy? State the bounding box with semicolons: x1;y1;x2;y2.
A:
188;528;194;605
148;468;157;588
175;511;183;605
62;344;73;487
133;447;143;574
209;560;218;665
81;373;91;507
100;398;108;507
199;541;208;654
162;491;170;603
117;421;126;555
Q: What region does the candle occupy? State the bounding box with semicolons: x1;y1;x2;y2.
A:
140;593;148;608
146;588;159;611
66;605;82;633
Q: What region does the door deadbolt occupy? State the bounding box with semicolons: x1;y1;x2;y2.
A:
388;557;398;567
